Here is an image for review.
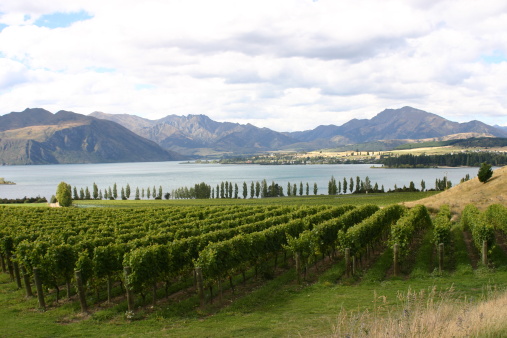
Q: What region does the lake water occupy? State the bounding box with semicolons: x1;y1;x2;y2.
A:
0;161;483;200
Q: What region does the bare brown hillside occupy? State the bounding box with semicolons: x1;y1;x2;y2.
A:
403;166;507;214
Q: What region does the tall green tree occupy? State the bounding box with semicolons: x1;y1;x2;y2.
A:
478;162;493;183
135;187;140;200
93;182;99;200
126;184;131;199
287;182;292;196
343;178;348;194
313;182;318;195
328;176;337;195
113;183;118;200
306;182;309;196
56;182;72;207
261;179;268;198
85;187;91;200
242;182;248;199
250;182;255;198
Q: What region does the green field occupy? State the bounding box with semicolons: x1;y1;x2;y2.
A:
1;192;507;337
72;191;437;208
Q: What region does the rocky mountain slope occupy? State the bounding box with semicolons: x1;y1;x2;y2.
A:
90;112;296;156
0;108;183;165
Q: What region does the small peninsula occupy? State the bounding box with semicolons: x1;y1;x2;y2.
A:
0;177;15;185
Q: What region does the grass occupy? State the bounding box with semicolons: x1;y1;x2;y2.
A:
3;265;507;337
72;191;438;208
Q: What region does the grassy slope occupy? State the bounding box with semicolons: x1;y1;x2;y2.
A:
404;165;507;213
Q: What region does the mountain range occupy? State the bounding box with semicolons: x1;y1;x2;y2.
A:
0;106;506;165
91;106;507;156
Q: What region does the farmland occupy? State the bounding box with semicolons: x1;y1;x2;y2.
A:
1;189;507;337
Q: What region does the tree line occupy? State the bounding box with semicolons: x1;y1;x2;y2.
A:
172;180;319;199
381;152;507;168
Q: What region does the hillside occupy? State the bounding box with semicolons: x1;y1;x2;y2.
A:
403;166;507;213
0;108;183;165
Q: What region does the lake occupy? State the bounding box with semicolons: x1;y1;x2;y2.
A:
0;161;483;200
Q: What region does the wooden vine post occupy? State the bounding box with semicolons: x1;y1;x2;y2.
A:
438;243;444;274
33;267;46;310
344;248;351;277
124;266;135;312
12;258;22;289
393;243;399;277
482;240;488;266
75;270;88;313
295;252;301;284
195;267;204;307
21;266;33;297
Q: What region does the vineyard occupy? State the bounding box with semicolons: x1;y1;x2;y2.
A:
1;201;507;336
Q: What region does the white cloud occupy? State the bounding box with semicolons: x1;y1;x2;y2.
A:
1;0;507;131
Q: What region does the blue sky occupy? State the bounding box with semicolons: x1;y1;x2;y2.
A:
34;10;92;29
0;0;506;131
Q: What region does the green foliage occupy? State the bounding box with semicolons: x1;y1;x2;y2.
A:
462;204;495;252
56;181;72;207
75;251;93;285
124;244;170;294
389;205;431;260
93;244;124;279
45;244;77;287
433;204;452;246
338;204;406;257
484;204;507;234
478;162;493;183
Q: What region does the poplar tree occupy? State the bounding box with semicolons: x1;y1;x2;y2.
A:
242;182;248;199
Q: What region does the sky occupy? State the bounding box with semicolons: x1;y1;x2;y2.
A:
1;0;507;132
